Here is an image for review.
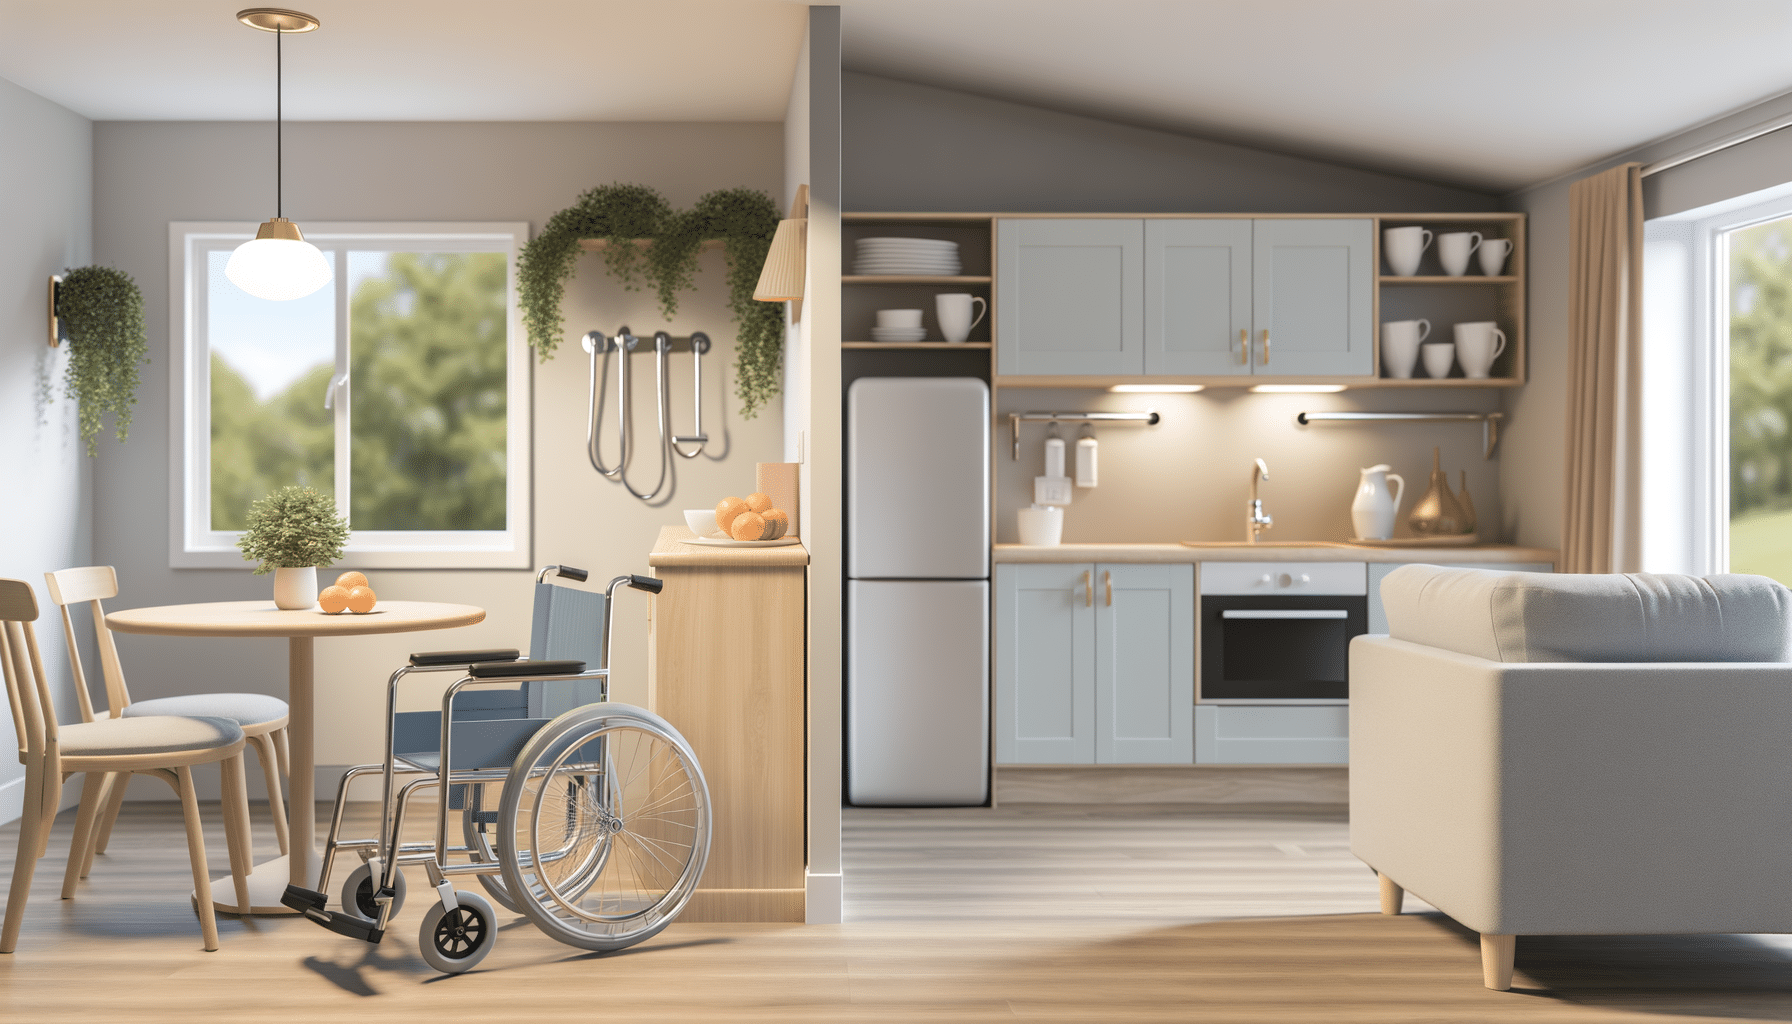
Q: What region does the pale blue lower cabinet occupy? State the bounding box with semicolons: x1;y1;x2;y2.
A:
995;563;1194;765
1194;705;1348;764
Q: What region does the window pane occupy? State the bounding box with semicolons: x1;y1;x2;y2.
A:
347;251;507;531
1729;216;1792;583
208;248;336;531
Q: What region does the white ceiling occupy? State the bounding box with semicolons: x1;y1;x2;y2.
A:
4;1;1792;192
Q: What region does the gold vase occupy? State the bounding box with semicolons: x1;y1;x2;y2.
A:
1457;470;1477;535
1408;447;1468;535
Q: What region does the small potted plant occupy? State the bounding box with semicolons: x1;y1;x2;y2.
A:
237;486;350;609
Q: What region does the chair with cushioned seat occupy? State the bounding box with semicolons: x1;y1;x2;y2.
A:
0;577;255;952
1351;565;1792;990
44;565;291;883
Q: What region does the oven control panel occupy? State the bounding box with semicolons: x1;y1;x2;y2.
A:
1199;561;1366;596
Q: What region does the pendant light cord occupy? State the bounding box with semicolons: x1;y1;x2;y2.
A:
276;25;283;219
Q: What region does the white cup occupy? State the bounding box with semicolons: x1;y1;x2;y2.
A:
1421;342;1456;379
1437;231;1483;277
1017;505;1063;546
935;293;988;344
1478;238;1513;277
875;308;923;329
1384;226;1433;277
1380;319;1430;379
1453;321;1507;378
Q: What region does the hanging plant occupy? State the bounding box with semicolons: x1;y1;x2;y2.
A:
518;183;784;418
58;266;148;456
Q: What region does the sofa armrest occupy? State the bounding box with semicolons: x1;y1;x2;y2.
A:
1350;635;1792;935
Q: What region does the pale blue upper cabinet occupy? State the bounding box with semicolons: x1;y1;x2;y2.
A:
1251;219;1375;377
996;219;1145;375
1094;563;1194;764
1145;219;1253;375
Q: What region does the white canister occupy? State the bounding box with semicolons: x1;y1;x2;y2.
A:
1017;505;1064;546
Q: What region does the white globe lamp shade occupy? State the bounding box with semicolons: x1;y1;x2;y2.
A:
226;218;332;301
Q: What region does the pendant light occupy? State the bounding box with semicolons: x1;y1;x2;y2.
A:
226;8;331;302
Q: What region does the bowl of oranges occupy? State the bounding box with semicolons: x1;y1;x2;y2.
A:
685;493;798;546
317;571;379;614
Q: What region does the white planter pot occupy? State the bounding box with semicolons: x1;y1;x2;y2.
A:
272;566;319;610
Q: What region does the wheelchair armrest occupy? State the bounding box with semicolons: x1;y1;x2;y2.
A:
468;659;586;678
409;649;520;668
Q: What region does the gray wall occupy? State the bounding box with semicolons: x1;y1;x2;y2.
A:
91;120;785;797
843;73;1500;214
1501;89;1792;553
842;72;1512;547
0;76;91;822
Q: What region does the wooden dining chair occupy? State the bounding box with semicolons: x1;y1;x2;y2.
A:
44;566;292;885
0;577;255;952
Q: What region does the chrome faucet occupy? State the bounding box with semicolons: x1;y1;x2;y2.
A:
1247;458;1273;543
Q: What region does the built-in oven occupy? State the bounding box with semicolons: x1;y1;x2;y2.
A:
1199;562;1367;702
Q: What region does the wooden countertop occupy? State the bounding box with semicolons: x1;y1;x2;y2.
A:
649;526;811;568
993;542;1557;565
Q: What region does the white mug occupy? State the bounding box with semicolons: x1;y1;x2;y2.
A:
1437;231;1483;277
1453;321;1507;378
1478;238;1513;277
875;308;924;329
1384;226;1433;277
1421;342;1456;379
935;293;988;344
1380;319;1430;379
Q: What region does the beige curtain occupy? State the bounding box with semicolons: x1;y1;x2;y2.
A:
1562;163;1645;574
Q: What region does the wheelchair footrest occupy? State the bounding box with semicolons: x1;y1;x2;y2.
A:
282;885;384;944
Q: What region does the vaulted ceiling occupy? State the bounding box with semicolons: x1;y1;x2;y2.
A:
3;1;1790;192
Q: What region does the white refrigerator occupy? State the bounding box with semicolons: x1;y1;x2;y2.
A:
847;377;990;806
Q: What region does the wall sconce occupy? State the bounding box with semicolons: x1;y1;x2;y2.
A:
754;184;808;322
47;275;63;347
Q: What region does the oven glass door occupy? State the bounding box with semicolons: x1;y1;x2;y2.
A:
1201;595;1368;700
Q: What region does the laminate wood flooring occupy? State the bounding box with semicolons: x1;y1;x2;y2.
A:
3;800;1791;1022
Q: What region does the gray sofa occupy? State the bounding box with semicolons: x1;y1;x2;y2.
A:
1350;564;1792;989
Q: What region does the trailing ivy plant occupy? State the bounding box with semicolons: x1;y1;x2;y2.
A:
518;183;784;418
236;486;350;574
59;266;148;456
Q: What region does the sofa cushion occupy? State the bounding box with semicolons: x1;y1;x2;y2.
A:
1379;565;1792;663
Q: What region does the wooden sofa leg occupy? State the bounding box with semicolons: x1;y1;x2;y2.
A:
1377;873;1404;915
1480;934;1515;990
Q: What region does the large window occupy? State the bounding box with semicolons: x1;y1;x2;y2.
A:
1725;214;1792;582
171;223;531;568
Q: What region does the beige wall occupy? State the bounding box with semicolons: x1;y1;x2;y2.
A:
0;76;92;822
90;120;785;791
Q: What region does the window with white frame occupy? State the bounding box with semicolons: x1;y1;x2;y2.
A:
1645;182;1792;582
170;222;531;568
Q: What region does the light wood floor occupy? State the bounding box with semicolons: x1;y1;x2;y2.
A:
4;800;1792;1022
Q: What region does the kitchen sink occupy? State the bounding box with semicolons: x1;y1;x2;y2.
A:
1178;540;1353;548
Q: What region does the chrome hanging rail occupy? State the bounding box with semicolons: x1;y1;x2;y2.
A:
583;326;710;503
1296;410;1505;459
1009;410;1159;460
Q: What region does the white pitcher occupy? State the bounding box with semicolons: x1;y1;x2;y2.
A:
1351;464;1406;541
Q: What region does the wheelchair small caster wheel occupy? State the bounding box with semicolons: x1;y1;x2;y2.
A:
419;891;497;974
340;863;407;923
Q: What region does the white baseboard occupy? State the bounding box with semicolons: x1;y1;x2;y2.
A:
0;775;22;825
805;872;842;923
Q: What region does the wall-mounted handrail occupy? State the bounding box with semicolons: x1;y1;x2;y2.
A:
1009;410;1160;460
1296;410;1505;459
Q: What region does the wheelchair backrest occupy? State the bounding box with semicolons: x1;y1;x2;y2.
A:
525;577;607;718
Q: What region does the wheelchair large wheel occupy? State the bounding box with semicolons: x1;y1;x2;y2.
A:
496;703;710;952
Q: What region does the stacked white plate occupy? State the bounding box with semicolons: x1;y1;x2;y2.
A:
854;237;961;276
870;326;928;342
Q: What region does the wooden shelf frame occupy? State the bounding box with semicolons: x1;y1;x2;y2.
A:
843;341;993;350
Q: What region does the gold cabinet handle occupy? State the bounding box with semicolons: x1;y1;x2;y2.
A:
1260;328;1270;365
1083;570;1092;608
1238;327;1248;365
1104;570;1113;607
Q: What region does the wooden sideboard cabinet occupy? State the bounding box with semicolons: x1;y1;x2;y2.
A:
647;526;808;922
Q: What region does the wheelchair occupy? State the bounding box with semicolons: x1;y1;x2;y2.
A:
281;565;711;974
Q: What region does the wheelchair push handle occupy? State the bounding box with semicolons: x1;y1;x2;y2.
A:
628;574;662;594
537;564;590;584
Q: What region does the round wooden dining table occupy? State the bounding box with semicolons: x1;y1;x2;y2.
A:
105;599;484;914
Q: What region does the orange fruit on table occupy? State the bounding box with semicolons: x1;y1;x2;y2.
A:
345;586;377;614
318;586;352;614
730;511;767;541
716;496;748;535
745;492;774;513
336;571;369;589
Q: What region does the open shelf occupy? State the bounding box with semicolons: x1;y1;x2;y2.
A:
1379;276;1518;285
843;341;992;350
842;275;992;285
